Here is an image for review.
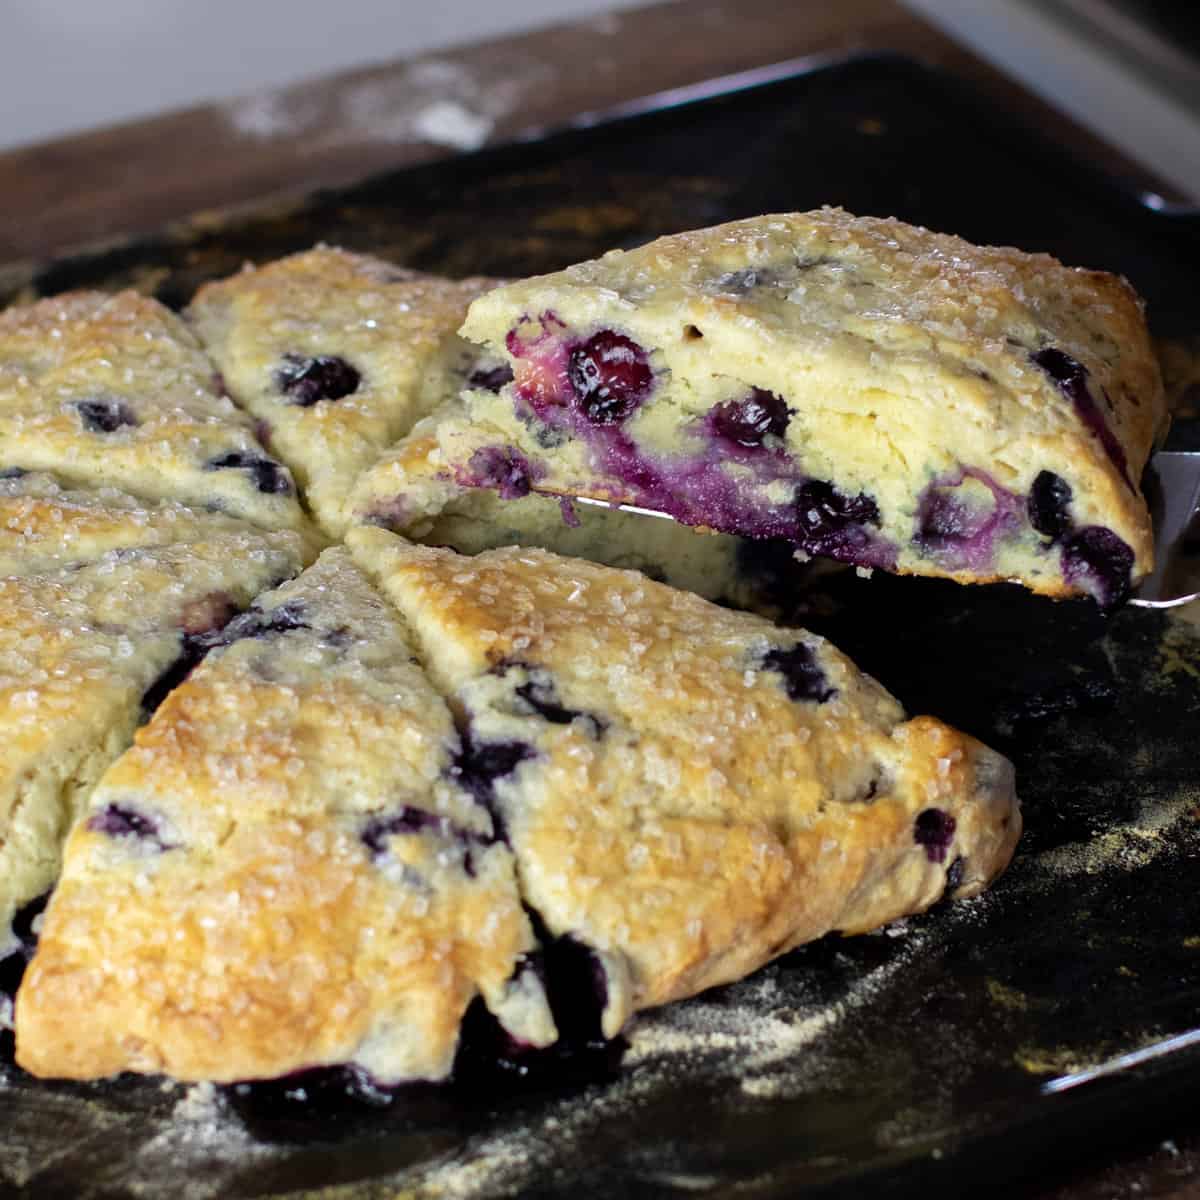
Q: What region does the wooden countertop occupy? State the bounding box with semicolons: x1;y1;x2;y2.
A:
0;1;1196;1195
0;0;1179;267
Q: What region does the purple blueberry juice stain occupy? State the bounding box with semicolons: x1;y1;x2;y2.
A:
461;445;536;500
914;808;956;863
558;496;581;527
75;398;138;433
566;331;654;426
709;389;790;448
1031;349;1131;488
274;353;360;407
204;451;292;495
914;467;1023;572
87;804;173;850
1062;525;1135;610
497;319;895;569
761;642;835;703
1028;470;1074;541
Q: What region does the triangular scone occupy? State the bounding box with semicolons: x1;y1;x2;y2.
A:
349;529;1021;1038
0;529;306;948
448;208;1166;607
187;247;505;536
0;291;310;535
16;549;555;1084
347;401;823;616
0;470;319;577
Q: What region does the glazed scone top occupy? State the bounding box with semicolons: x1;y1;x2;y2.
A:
16;549;555;1083
350;530;1020;1025
187;247;504;534
0;471;307;577
462;207;1164;464
0;291;308;534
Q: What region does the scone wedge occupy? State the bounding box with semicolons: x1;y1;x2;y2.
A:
0;291;311;537
16;549;555;1084
350;530;1020;1038
188;247;506;536
0;527;306;950
443;208;1166;607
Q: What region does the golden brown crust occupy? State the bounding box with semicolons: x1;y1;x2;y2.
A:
188;247;504;535
16;550;554;1083
456;209;1165;602
0;291;311;536
349;530;1020;1031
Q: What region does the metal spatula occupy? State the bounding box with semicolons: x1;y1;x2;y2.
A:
1132;451;1200;609
572;451;1200;608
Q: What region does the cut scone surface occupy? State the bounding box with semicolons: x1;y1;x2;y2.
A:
0;290;310;536
350;528;1021;1039
0;527;306;950
15;548;554;1085
188;247;506;536
348;399;824;616
448;208;1166;607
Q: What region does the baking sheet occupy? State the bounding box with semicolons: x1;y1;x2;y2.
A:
1;53;1199;1200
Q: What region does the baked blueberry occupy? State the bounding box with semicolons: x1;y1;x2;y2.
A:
204;451;293;495
762;642;835;703
87;804;172;849
567;331;653;425
913;808;956;863
466;446;534;500
75;398;138;433
274;353;361;407
794;480;881;560
1028;470;1073;540
468;364;514;392
710;389;789;447
1062;525;1135;609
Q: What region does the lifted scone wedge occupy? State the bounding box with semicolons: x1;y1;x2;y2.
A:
445;208;1166;608
349;529;1021;1040
16;549;554;1084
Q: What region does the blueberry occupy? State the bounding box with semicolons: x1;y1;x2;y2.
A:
274;354;360;407
793;479;881;558
75;398;138;433
0;893;48;1004
1031;349;1130;486
87;804;172;849
204;451;292;495
914;808;956;863
451;733;535;839
0;468;27;479
466;446;534;500
945;855;966;896
468;364;514;392
1028;470;1074;540
711;388;789;447
762;642;835;703
361;807;453;857
509;668;607;737
214;602;309;645
1062;525;1134;609
567;331;653;425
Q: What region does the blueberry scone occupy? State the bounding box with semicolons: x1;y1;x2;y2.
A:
187;247;506;536
0;528;306;958
16;549;555;1084
350;530;1020;1037
0;470;318;577
444;208;1166;607
348;401;825;616
0;290;309;535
